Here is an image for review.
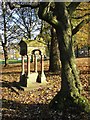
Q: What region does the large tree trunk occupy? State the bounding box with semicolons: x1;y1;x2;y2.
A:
49;3;90;112
49;27;60;72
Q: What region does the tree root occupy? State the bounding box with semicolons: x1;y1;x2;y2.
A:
49;91;90;113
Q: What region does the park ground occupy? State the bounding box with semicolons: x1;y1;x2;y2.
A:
0;58;90;120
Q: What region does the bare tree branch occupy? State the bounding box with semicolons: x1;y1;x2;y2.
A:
38;2;59;28
72;13;90;19
67;2;80;15
7;2;40;10
76;8;90;11
72;18;90;36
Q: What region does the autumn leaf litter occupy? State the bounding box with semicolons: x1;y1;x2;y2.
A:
1;58;90;120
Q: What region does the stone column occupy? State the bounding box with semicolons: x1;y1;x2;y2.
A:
41;54;46;83
41;54;44;74
22;55;24;75
27;55;30;77
34;54;37;73
32;54;34;62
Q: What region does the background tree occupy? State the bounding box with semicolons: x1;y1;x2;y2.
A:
38;20;60;72
8;6;41;40
49;27;60;72
0;2;10;67
0;1;16;66
0;2;42;66
71;2;90;57
36;20;51;55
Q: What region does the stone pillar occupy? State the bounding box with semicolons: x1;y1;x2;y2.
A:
41;54;44;74
41;54;46;83
32;54;34;62
27;55;30;77
34;54;37;73
21;55;24;75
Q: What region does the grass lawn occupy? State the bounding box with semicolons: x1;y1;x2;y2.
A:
0;59;24;64
0;58;46;64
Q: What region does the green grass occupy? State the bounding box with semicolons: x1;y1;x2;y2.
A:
0;59;32;64
9;59;22;64
0;59;22;64
0;58;46;64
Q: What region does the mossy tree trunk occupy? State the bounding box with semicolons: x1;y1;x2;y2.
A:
49;3;90;112
49;27;60;72
38;2;90;112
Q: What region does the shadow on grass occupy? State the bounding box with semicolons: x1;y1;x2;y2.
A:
1;80;24;94
2;71;21;75
2;99;90;120
1;78;90;120
2;99;51;120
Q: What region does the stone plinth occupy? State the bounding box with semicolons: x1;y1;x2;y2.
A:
27;73;38;87
41;72;47;83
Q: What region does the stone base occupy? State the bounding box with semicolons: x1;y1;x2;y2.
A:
41;72;47;83
19;72;47;88
20;74;27;87
27;73;38;87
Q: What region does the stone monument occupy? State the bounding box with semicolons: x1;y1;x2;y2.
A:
19;38;47;87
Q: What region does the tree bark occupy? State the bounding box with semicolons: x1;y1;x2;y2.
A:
49;27;60;72
2;2;8;67
76;45;79;58
2;43;8;67
49;3;90;113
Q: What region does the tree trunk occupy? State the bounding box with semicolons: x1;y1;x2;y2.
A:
2;2;8;67
2;43;8;67
50;3;90;113
49;27;60;72
76;45;79;58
